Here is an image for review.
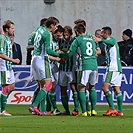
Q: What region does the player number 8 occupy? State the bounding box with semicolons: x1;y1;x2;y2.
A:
86;42;93;56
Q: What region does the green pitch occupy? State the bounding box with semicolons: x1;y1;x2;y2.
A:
0;105;133;133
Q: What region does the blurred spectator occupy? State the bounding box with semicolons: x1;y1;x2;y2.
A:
118;29;133;66
10;34;22;65
95;29;106;66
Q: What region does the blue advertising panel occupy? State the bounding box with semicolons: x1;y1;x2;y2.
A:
0;66;133;104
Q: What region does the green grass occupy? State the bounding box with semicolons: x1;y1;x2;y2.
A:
0;105;133;133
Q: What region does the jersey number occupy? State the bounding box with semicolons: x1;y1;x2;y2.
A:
86;42;93;56
34;33;41;48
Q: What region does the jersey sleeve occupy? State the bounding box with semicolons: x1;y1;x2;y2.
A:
45;33;60;57
101;37;115;46
66;39;78;58
28;32;36;46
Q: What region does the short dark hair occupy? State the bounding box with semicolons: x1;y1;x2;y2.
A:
54;25;64;34
40;18;47;26
3;20;14;32
74;23;86;34
45;17;59;28
74;19;86;27
102;26;112;35
64;25;73;35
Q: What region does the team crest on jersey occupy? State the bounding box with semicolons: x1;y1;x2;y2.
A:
10;45;12;53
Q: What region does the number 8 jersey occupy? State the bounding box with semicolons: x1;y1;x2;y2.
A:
69;34;98;71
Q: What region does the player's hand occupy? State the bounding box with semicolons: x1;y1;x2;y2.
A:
56;57;61;62
13;58;20;64
27;46;34;51
58;58;64;64
59;57;68;64
62;57;68;62
61;48;68;52
57;50;63;54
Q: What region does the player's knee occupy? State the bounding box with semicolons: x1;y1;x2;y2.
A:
46;81;52;91
2;85;10;95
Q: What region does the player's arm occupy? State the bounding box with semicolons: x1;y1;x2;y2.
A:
61;39;78;58
0;53;20;64
27;32;35;51
94;37;114;46
95;43;101;57
45;34;60;57
0;37;20;64
49;55;61;62
96;48;101;57
101;38;114;46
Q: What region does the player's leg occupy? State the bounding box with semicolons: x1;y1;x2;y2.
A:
88;85;97;116
7;70;15;97
49;82;61;115
70;83;79;116
29;84;40;114
59;71;70;115
39;80;53;116
70;71;79;116
44;65;56;113
1;85;11;116
29;59;40;111
78;86;87;116
0;70;15;116
31;56;52;116
48;72;61;115
102;71;117;116
46;92;52;113
31;82;40;105
88;70;98;116
77;70;90;116
113;86;123;116
112;72;123;116
60;85;70;115
32;79;52;116
85;91;91;116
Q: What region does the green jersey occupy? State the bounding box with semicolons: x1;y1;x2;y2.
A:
50;38;59;65
28;31;36;46
74;32;99;71
0;34;12;71
33;26;59;57
101;36;122;72
68;34;98;71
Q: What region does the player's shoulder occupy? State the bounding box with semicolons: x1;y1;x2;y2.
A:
109;36;116;41
30;31;36;36
29;31;36;38
86;32;94;38
0;34;6;40
0;34;6;37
